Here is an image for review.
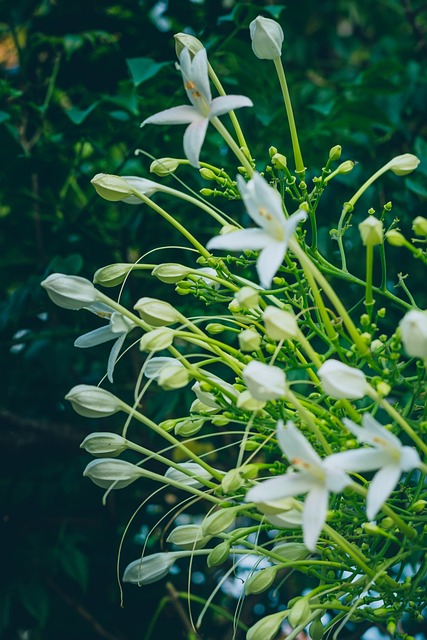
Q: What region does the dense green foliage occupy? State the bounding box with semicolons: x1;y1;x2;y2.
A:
1;1;426;638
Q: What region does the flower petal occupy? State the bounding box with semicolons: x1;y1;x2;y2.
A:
361;413;402;449
325;448;389;474
107;332;127;383
303;486;328;550
144;357;179;379
237;173;285;238
400;446;421;472
142;105;198;126
366;464;401;520
210;95;253;117
256;240;286;289
277;421;322;468
246;472;315;504
74;325;117;348
180;48;212;108
183;117;209;167
207;228;272;252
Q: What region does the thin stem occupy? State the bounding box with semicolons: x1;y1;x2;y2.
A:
365;244;374;319
273;57;304;173
210;117;254;175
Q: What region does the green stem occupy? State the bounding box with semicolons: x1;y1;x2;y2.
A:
154;184;230;226
284;388;332;454
273;57;305;173
210;117;254;175
365;244;374;319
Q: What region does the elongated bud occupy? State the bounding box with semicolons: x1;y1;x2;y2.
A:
134;297;181;327
243;361;286;401
317;359;368;399
164;462;213;488
247;611;288;640
337;160;355;174
399;309;427;360
249;16;284;60
358;216;384;246
221;469;245;494
174;33;204;57
93;263;135;287
271;542;308;562
175;417;204;436
152;263;192;284
386;229;406;246
150;157;180;176
388;153;420;176
139;327;175;351
80;432;128;457
413;216;427;236
263;306;298;340
91;174;159;203
235;286;259;309
158;365;190;390
41;273;99;310
201;506;240;536
238;328;261;352
236;390;266;411
288;598;311;628
166;525;211;550
66;385;123;417
309;618;324;640
123;553;176;585
83;458;144;489
329;145;342;161
207;541;230;567
245;566;278;595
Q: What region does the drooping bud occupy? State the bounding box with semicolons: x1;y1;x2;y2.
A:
388;153;420;176
90;174;159;203
207;541;230;567
245;566;278;594
412;216;427;236
150;157;180;176
83;458;144;489
201;506;240;536
152;263;192;284
246;611;288;640
242;361;286;401
41;273;99;310
174;417;204;437
80;432;128;457
93;263;134;287
157;364;190;390
166;525;211;550
164;462;214;488
271;542;308;562
358;216;384;246
65;385;123;418
174;33;205;57
263;306;298;340
288;598;311;628
386;230;406;246
249;16;284;60
317;359;369;399
123;553;176;585
134;297;181;327
139;327;175;351
238;328;261;352
399;309;427;360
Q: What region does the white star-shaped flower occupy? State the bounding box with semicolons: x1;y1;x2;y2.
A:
207;172;307;289
141;47;252;167
245;421;351;550
330;414;422;520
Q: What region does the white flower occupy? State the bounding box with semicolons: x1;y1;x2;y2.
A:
399;309;427;361
207;172;307;289
358;216;384;246
75;306;136;382
331;414;421;520
263;305;298;341
141;48;252;167
242;361;286;401
245;421;351;550
249;16;284;60
317;359;369;400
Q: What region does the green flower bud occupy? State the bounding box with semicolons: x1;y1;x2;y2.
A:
41;273;99;310
91;173;159;202
207;541;230;567
269;146;278;158
238;328;261;352
150;157;180;176
337;160;355;174
358;216;384;246
83;458;144;489
236;390;266;411
174;33;205;57
134;297;181;327
221;469;244;494
271;153;287;170
199;168;217;180
139;327;175;352
245;565;278;594
271;542;308;562
66;385;123;418
309;618;324;640
412;216;427;236
235;286;260;309
152;263;192;284
409;499;427;512
174;418;204;437
263;306;298;340
123;552;176;585
93;263;135;287
249;16;284;60
166;525;211;550
386;230;406;246
202;507;240;536
247;611;288;640
164;462;214;488
288;598;311;628
157;365;190;390
80;432;128;457
388;153;420;176
329;145;342;161
206;323;227;335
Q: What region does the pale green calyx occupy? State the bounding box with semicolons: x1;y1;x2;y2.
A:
388;153;420;176
157;364;190;390
245;566;278;594
288;598;311;628
207;541;230;567
134;297;181;326
386;230;406;246
201;506;241;536
249;16;284;60
174;32;205;57
358;215;384;246
164;462;214;488
151;263;192;283
41;273;99;310
83;458;144;489
80;432;128;457
329;145;342;161
234;286;260;309
93;263;135;287
243;361;287;401
246;611;288;640
65;385;123;418
150;157;180;176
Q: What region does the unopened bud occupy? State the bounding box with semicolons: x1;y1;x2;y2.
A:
245;566;278;594
150;157;180;176
238;328;261;352
236;390;266;411
201;507;240;536
174;418;204;437
164;462;213;488
329;145;342;161
412;216;427;236
235;286;260;309
263;306;298;340
80;432;128;457
388;153;420;176
166;525;211;550
158;365;190;390
174;33;205;57
249;16;284;60
337;160;355;174
207;541;230;567
358;216;384;246
66;385;123;418
288;598;311;628
152;263;192;284
271;542;308;562
83;458;144;489
123;552;176;585
93;263;134;287
139;327;175;351
91;173;159;203
41;273;99;310
221;469;244;494
134;297;181;327
247;611;288;640
271;153;287;170
386;230;406;246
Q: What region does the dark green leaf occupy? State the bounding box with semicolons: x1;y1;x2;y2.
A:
126;58;170;87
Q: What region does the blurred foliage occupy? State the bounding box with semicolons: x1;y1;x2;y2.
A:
0;0;426;638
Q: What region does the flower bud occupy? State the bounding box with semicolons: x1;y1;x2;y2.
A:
65;385;123;418
164;462;213;488
234;286;260;309
206;323;227;335
91;174;159;203
238;328;261;352
83;458;144;489
309;618;324;640
358;216;384;246
399;309;427;360
166;525;211;550
150;157;180;176
271;542;308;562
337;160;355;174
388;153;420;176
201;507;240;536
317;360;368;399
123;553;176;585
236;390;266;411
93;263;134;287
243;361;286;401
221;469;245;494
174;417;204;437
41;273;99;310
412;216;427;236
271;153;287;170
288;598;311;628
139;327;175;352
80;432;128;457
134;297;181;327
207;541;230;567
153;264;191;288
249;16;284;60
247;611;288;640
174;33;205;57
386;230;406;246
245;566;278;595
158;365;190;390
263;306;298;340
329;145;342;161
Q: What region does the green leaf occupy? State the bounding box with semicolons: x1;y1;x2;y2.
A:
0;110;10;124
19;583;50;625
59;547;89;591
65;103;99;125
49;253;84;274
405;176;427;198
126;58;170;87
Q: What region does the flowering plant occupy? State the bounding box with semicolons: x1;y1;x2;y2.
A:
42;15;427;640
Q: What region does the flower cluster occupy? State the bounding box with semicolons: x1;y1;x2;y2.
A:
42;14;427;640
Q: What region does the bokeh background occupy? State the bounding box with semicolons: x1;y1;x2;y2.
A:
1;1;426;638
